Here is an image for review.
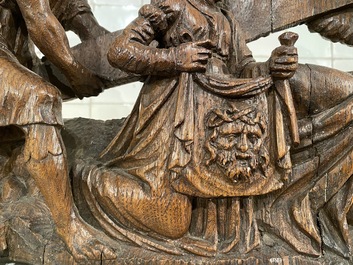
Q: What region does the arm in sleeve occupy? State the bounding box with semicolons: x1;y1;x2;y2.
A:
16;0;83;80
107;5;178;76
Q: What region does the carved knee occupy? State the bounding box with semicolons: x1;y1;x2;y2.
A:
89;168;191;239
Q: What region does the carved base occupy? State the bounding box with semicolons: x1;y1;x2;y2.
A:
0;118;351;264
0;207;350;265
0;214;350;265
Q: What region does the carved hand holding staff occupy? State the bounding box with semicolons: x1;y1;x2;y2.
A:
273;32;300;146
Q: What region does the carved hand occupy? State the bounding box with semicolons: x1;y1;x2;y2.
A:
68;63;104;99
269;34;298;79
174;40;213;72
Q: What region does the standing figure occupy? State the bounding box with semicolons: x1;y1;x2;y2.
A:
0;0;116;260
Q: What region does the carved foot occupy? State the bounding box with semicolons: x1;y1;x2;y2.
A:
59;214;117;261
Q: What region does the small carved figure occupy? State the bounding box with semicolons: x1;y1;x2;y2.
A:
0;0;116;261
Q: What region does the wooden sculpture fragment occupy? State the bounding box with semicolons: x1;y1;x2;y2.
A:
1;0;353;264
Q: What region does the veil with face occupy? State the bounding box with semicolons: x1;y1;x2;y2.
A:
205;106;270;182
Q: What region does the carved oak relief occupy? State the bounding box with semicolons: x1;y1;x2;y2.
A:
0;0;353;264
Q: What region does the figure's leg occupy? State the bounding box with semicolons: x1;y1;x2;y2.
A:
23;124;117;260
81;164;192;239
290;64;353;142
290;64;353;118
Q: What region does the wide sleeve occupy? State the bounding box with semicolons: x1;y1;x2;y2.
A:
52;0;92;30
107;4;178;76
58;0;109;41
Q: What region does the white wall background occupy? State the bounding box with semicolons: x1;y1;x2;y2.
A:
62;0;353;120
